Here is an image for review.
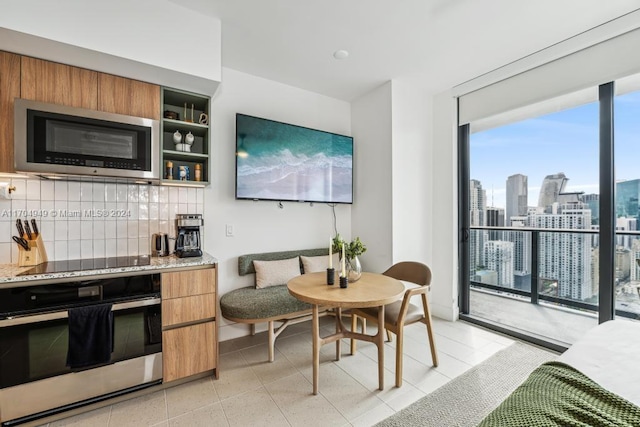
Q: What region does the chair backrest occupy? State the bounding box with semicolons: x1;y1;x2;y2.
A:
382;262;432;287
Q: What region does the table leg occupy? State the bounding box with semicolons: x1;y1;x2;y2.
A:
335;307;342;361
312;304;320;395
377;305;385;390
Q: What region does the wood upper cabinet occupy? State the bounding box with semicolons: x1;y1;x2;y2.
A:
0;51;20;173
20;56;98;109
97;74;160;120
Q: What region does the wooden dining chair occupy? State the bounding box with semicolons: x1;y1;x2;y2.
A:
350;261;438;387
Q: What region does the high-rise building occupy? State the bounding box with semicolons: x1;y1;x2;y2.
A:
538;172;582;211
506;174;527;223
486;207;504;241
529;202;593;301
484;240;514;288
581;193;599;225
616;217;637;249
470;179;486;226
469;179;487;276
506;216;531;290
630;240;640;281
616;179;640;222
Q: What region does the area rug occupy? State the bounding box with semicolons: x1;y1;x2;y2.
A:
376;342;557;427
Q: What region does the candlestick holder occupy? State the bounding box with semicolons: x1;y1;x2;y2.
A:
326;268;335;285
339;276;348;288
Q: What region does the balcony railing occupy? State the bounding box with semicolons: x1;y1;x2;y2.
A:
468;226;640;320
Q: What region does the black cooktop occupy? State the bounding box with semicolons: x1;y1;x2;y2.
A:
18;255;151;276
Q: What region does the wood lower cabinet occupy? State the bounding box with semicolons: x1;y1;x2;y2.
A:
162;321;216;382
0;51;20;173
161;267;218;382
21;56;98;109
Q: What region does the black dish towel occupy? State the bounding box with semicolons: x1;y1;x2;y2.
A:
66;303;114;369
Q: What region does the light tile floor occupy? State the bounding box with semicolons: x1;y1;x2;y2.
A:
40;317;516;427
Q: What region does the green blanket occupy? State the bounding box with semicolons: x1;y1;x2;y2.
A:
478;361;640;427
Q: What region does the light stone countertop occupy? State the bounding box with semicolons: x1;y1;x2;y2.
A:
0;252;217;288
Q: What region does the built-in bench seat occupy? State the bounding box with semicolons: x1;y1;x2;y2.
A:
220;248;329;361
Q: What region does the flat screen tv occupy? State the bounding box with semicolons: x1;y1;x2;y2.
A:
235;113;353;204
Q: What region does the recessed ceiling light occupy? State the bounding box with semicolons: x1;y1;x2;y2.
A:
333;50;349;60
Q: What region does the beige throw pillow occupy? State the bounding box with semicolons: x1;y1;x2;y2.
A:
300;254;340;273
253;257;301;289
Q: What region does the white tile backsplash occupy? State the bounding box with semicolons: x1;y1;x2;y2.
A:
80;182;93;202
0;222;10;243
54;181;68;201
0;178;203;264
68;182;81;201
41;181;55;201
26;180;40;200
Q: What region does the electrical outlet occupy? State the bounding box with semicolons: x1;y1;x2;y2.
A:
226;224;234;237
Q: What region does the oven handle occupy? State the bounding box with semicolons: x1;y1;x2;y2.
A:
0;297;161;328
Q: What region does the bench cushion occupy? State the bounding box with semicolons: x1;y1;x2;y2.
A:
253;257;301;289
238;248;328;276
220;285;312;321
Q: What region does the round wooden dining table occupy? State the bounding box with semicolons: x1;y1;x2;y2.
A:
287;271;405;395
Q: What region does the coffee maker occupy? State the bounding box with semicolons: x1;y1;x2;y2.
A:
175;214;203;258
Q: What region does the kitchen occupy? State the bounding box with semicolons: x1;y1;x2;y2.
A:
0;1;358;425
0;19;220;425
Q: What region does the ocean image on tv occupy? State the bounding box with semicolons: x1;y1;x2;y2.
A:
236;114;353;203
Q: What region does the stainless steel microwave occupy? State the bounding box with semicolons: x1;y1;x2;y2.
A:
14;99;160;182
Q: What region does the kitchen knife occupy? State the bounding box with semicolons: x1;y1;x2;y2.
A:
12;236;30;251
16;219;25;238
24;221;32;240
31;219;39;237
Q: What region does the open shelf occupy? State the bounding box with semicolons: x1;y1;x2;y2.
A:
161;87;210;185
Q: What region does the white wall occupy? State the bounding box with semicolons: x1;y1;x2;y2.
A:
350;82;393;273
0;0;221;94
429;90;459;321
207;68;352;341
390;78;432;265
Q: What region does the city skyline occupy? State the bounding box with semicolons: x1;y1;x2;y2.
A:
470;90;640;209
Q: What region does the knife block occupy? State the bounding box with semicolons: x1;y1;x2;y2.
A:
18;235;48;267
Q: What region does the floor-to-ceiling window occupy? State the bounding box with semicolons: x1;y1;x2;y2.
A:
455;26;640;349
614;74;640;320
463;89;601;346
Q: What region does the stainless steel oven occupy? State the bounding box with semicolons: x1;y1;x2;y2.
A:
0;273;162;425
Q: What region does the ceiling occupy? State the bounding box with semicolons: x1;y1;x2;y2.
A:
173;0;640;102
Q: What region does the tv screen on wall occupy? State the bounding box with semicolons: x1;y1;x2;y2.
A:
235;113;353;204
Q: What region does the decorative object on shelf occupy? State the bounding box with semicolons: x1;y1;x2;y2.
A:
165;161;174;180
332;234;367;282
198;112;209;125
173;130;182;144
185;131;194;145
173;131;194;152
179;166;187;181
164;110;179;120
184;102;195;123
195;163;202;181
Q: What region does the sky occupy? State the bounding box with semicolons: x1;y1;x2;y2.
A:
470;91;640;209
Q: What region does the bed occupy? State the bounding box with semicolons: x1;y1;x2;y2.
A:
478;320;640;426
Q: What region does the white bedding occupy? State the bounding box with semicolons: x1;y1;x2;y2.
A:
559;319;640;406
